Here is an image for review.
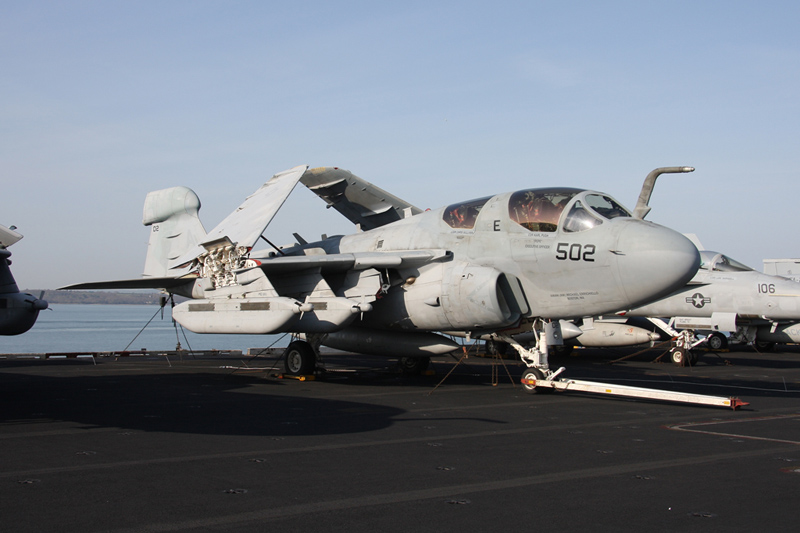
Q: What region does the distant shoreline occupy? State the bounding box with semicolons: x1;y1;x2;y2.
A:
25;290;164;305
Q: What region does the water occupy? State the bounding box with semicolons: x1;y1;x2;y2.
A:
0;304;289;354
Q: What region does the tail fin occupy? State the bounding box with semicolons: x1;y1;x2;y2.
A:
0;249;19;295
1;225;22;294
142;186;206;278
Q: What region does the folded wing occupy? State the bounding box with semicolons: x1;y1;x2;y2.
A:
300;167;422;230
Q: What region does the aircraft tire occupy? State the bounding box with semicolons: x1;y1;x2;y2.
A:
707;332;727;351
755;340;776;352
284;341;316;376
550;344;573;357
669;347;687;366
398;356;430;375
485;339;509;356
521;367;551;394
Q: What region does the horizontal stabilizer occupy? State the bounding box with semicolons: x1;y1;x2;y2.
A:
60;276;197;291
300;167;422;230
0;225;23;248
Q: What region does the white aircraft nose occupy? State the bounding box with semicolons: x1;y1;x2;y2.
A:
614;222;700;308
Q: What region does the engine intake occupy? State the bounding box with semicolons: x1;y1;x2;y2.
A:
376;262;527;331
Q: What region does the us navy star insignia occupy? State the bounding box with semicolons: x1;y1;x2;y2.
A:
687;292;711;308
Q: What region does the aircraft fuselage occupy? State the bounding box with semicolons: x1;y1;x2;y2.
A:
277;187;700;333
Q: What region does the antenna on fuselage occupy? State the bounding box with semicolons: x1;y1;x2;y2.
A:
633;166;695;220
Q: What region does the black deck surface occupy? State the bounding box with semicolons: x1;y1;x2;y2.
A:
2;344;800;532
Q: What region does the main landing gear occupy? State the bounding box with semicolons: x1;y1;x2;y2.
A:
397;356;431;375
706;331;728;351
282;338;432;377
284;340;317;376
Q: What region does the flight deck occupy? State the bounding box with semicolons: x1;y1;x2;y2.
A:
2;345;799;532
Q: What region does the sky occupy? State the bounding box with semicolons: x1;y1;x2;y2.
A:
2;1;799;289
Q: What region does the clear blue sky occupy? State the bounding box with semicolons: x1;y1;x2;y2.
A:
2;1;799;289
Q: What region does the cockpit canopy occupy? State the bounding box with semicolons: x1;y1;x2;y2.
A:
442;187;632;232
509;188;631;233
508;188;578;232
699;251;754;272
442;195;492;230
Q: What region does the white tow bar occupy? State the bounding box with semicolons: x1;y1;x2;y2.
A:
521;369;748;410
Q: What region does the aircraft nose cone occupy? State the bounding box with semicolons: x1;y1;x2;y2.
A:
615;222;700;308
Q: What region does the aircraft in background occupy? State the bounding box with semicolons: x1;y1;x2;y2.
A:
62;164;700;382
554;168;800;364
1;224;48;335
615;248;800;362
763;258;800;283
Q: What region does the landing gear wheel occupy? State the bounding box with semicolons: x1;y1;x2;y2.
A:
521;367;552;394
485;339;509;356
707;332;727;351
284;341;317;376
669;347;687;366
755;340;776;352
398;356;430;375
670;347;697;367
550;344;573;357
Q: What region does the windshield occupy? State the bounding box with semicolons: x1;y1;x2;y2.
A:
699;251;754;272
584;194;631;219
563;200;602;233
508;188;580;232
443;196;492;229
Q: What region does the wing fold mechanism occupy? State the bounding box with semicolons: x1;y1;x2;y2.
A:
300;167;422;230
169;164;308;271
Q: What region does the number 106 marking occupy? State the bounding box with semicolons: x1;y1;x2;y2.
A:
758;283;775;294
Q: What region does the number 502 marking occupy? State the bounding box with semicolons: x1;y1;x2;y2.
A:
556;243;595;262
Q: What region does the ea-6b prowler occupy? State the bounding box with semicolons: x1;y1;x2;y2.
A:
63;165;700;383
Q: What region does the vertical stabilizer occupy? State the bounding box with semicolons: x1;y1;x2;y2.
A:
0;249;19;294
142;186;206;278
1;225;22;294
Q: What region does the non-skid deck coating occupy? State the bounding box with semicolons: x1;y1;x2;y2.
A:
2;345;800;532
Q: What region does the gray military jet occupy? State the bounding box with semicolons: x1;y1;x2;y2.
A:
616;248;800;360
1;224;48;335
62;165;700;380
763;258;800;283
